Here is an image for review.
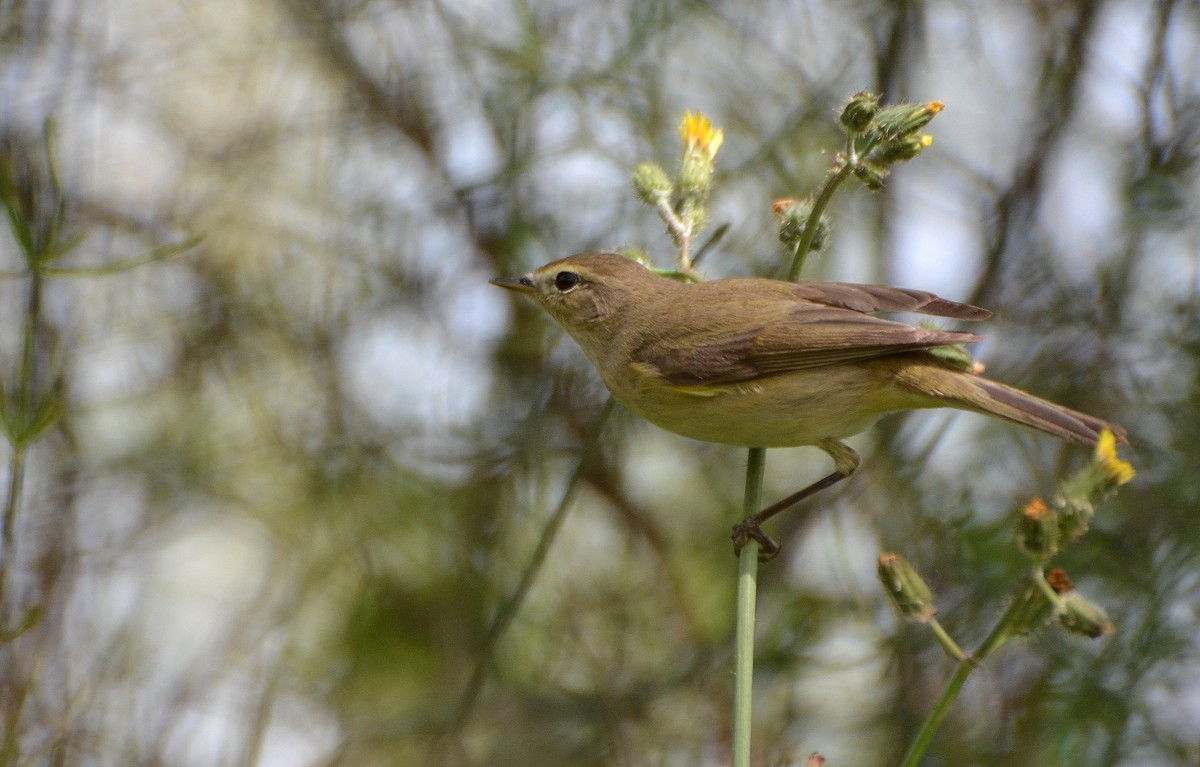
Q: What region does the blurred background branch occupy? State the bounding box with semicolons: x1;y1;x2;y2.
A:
0;1;1197;766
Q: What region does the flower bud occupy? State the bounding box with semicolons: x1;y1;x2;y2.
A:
873;100;944;140
1055;496;1093;546
776;198;829;253
771;197;797;217
874;133;933;165
878;553;937;622
1058;592;1114;639
1016;497;1060;560
632;162;673;206
1007;581;1055;636
1053;430;1135;546
679;160;713;197
853;162;889;190
839;91;880;132
677;111;723;197
1045;568;1073;593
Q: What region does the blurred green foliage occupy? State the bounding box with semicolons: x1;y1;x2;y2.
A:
0;1;1197;766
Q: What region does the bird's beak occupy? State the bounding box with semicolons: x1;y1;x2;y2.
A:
489;275;537;295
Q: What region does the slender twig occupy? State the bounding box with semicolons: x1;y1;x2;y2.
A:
426;399;615;765
0;235;203;280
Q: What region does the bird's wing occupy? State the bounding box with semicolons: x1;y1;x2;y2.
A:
793;282;992;320
637;294;984;388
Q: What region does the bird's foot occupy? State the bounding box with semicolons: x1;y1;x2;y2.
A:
731;519;780;562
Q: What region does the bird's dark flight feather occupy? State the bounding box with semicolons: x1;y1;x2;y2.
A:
638;286;985;388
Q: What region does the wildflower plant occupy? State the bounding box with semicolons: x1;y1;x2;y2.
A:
623;99;1135;767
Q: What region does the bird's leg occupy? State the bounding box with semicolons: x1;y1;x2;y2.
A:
730;440;861;562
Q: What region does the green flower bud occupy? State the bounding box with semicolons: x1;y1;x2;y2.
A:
679;157;713;198
873;133;933;165
775;198;829;253
853;162;889;190
1052;432;1135;547
873;100;944;140
1016;497;1060;560
878;553;937;622
839;91;880;132
1007;581;1055;636
1054;496;1093;548
678;111;722;198
1058;592;1114;639
632;162;673;206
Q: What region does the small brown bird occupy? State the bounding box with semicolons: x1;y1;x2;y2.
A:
492;252;1126;557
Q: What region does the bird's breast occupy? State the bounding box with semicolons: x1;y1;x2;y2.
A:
600;361;917;448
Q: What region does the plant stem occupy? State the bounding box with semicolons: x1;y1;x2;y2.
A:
926;617;971;663
897;587;1020;767
0;446;25;620
656;197;692;269
732;447;766;767
0;265;44;622
734;159;851;762
787;164;852;281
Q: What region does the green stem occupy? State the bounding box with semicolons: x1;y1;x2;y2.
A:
926;617;970;663
1031;566;1066;610
897;657;971;767
41;235;202;277
0;266;43;622
897;588;1021;767
655;197;692;270
732;447;766;767
0;446;25;621
735;154;857;761
787;164;852;281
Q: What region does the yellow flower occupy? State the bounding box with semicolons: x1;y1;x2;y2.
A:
678;111;723;161
1095;429;1135;486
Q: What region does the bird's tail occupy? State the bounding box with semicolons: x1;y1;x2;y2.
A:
967;376;1126;446
896;360;1127;446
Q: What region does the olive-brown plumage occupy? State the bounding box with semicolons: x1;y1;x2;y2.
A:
492;252;1125;451
492;252;1126;557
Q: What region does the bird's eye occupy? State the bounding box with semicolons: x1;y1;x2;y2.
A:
554;271;580;291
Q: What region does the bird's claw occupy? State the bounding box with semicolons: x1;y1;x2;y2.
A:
731;520;780;562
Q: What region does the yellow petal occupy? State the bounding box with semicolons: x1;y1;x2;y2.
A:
1095;429;1136;486
678;111;723;160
